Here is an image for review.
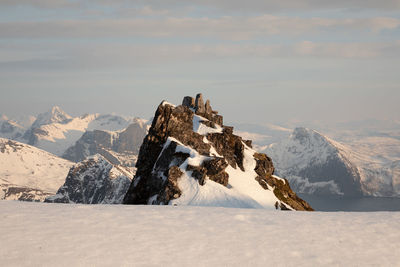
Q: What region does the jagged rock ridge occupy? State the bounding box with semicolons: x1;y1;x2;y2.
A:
45;154;133;204
62;119;147;167
124;94;313;211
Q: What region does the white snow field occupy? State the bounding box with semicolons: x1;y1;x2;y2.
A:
1;201;400;267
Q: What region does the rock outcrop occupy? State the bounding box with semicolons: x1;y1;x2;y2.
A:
124;94;313;211
45;155;133;204
62;120;147;167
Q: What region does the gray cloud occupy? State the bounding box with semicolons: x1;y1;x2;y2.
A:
1;0;399;10
1;41;399;72
1;16;399;40
0;0;80;8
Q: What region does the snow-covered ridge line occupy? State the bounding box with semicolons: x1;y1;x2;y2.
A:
1;105;148;159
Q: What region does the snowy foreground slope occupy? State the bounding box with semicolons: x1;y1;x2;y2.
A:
1;201;400;267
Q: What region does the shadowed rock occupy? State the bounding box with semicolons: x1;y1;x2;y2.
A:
195;93;205;114
123;94;313;211
182;96;196;109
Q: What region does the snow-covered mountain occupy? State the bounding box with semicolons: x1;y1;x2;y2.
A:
45;154;133;204
0;106;146;159
123;94;313;211
266;127;400;197
24;108;140;156
30;106;72;129
0;138;73;201
62;119;148;166
0;119;25;140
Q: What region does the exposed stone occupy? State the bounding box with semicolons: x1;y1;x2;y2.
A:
200;120;216;129
207;131;245;171
254;153;274;178
272;178;313;211
255;176;270;190
209;171;230;186
223;126;234;135
62;122;147;167
203;158;228;176
280;202;291;211
212;115;223;126
244;140;252;148
123;94;313;211
187;165;206;186
182;96;196;109
195;93;205;115
203;158;229;186
157;166;183;204
45;155;132;204
205;99;212;119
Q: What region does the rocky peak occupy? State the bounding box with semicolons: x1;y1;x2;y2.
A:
182;93;223;126
124;94;313;211
62;120;147;167
45;154;133;204
31;106;72;129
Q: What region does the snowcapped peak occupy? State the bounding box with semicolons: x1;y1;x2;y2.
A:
86;154;110;166
267;127;340;173
31;106;72;129
290;127;329;147
50;105;65;114
292;127;319;140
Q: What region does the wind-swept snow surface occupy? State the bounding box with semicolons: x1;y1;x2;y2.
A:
1;201;399;267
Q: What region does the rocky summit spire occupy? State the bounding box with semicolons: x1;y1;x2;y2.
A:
123;94;313;211
182;93;223;126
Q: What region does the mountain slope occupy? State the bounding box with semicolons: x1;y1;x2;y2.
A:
0;119;26;140
0;138;73;201
30;106;72;129
266;128;364;196
266;127;400;197
45;155;133;204
124;94;312;210
22;106;141;156
62;119;148;166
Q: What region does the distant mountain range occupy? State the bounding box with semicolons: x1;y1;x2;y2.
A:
252;126;400;197
0;106;148;165
1;105;399;201
0;107;146;202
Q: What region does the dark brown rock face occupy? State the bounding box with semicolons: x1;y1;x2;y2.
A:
123;94;313;211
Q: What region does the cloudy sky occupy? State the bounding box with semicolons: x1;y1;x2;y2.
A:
1;0;399;125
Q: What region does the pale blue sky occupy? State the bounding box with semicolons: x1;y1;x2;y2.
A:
1;1;399;124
